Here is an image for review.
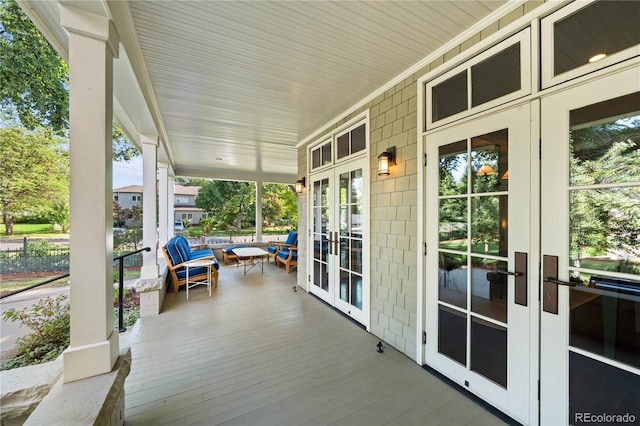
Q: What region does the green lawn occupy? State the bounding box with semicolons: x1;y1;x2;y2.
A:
1;223;68;238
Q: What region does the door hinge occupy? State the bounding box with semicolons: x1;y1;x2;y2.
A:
538;380;540;401
422;331;427;344
423;153;427;167
423;242;427;256
308;275;311;282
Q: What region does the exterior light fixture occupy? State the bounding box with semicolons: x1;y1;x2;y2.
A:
377;146;396;176
295;177;306;194
476;164;496;177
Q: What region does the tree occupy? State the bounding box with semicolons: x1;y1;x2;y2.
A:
0;0;138;161
196;181;255;230
0;0;68;134
0;127;69;234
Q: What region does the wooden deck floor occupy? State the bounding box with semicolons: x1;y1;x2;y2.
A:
124;259;506;426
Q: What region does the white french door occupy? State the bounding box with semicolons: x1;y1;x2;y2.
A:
309;157;369;327
424;104;534;424
540;68;640;425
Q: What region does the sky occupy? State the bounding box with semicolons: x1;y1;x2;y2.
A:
112;156;143;188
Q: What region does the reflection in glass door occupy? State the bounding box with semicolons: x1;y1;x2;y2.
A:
540;70;640;425
425;105;532;424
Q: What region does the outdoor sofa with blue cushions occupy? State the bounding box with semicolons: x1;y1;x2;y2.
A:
162;235;219;293
266;231;298;263
221;245;248;265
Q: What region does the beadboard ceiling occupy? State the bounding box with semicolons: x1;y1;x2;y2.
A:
19;0;514;183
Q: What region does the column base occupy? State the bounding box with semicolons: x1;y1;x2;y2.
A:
63;330;118;383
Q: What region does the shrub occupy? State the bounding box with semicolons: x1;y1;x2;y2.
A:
1;295;70;370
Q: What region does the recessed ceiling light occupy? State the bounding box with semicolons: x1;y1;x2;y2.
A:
215;157;223;161
588;53;607;63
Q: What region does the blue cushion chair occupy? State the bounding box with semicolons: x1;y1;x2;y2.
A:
266;231;298;263
276;245;298;273
162;236;219;293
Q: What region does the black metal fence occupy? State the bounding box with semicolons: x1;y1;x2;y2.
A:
0;238;142;275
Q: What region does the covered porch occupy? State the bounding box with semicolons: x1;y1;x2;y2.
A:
124;262;505;425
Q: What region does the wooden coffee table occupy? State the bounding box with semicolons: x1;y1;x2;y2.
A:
233;247;268;275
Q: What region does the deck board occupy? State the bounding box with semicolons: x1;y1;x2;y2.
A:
124;261;506;425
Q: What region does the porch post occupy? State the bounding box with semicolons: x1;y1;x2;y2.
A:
255;181;263;242
61;5;120;382
158;163;169;248
140;135;159;279
168;175;175;239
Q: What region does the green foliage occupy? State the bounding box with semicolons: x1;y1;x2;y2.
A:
0;127;69;235
25;239;65;256
114;228;143;251
199;217;216;235
1;295;70;370
113;287;140;328
196;181;256;230
182;218;191;229
0;0;69;134
186;227;203;237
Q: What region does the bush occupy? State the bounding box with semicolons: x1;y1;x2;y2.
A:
1;295;70;370
186;227;204;237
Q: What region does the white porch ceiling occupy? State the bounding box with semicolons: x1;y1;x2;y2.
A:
20;0;513;183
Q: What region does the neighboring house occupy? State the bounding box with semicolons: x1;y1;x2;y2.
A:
112;184;207;225
112;185;143;211
173;184;207;225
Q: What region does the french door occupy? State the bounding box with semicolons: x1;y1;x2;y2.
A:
425;104;534;424
309;157;369;327
540;68;640;424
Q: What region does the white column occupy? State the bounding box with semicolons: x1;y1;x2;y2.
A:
61;5;120;382
255;181;263;242
140;135;158;279
158;163;169;248
168;175;175;239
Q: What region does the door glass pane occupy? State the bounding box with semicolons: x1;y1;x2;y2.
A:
569;351;640;424
439;306;467;366
432;70;467;122
472;43;521;107
439;198;467;251
439;253;468;309
337;133;349;160
570;93;640;186
471;195;508;257
312;178;330;290
351;239;362;274
340;269;349;302
439;140;468;195
351;169;362;204
351;124;366;154
471;130;509;193
553;1;640;76
471;317;507;388
570;277;640;368
471;258;508;323
351;273;363;310
322;143;332;166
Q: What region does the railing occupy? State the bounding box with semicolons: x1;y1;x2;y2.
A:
0;247;150;333
114;247;150;332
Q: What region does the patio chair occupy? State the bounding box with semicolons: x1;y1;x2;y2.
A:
162;235;219;292
266;231;298;263
222;245;248;266
275;244;298;273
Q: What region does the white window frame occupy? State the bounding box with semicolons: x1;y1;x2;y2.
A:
425;29;531;130
540;0;640;89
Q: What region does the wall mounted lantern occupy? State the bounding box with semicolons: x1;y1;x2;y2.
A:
377;146;396;176
295;177;306;194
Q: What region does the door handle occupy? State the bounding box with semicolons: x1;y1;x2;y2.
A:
543;255;561;314
334;232;340;255
495;270;523;277
327;233;333;255
544;277;576;287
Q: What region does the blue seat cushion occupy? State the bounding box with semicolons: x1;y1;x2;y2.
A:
277;248;298;262
175;266;210;281
267;245;278;255
165;239;187;265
